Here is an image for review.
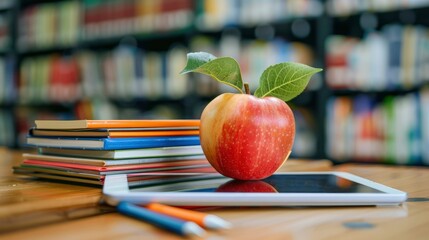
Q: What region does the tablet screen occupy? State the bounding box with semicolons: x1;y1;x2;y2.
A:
130;174;383;194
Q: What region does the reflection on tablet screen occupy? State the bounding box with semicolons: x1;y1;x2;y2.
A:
130;174;383;193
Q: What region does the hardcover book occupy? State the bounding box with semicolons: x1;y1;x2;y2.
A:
26;135;200;150
22;153;206;166
34;119;200;129
30;128;199;138
13;167;217;186
20;159;211;173
38;145;204;159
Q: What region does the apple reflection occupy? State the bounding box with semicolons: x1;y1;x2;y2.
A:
216;179;278;193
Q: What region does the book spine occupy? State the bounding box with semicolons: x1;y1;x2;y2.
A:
143;52;163;99
290;107;316;158
0;58;4;103
81;0;193;40
326;89;429;165
0;110;15;147
166;46;189;99
104;155;205;166
19;54;81;104
134;47;144;98
4;57;16;103
18;1;80;50
49;55;81;103
102;136;200;150
328;0;429;16
197;0;322;30
420;87;429;165
78;51;104;98
113;46;135;100
0;13;10;50
326;24;429;91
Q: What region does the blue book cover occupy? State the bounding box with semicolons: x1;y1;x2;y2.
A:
382;24;402;89
26;136;200;150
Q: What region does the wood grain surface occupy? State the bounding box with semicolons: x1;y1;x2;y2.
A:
2;147;429;239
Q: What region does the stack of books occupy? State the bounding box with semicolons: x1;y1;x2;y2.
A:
14;119;216;186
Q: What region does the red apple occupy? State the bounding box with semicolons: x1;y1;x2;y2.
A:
200;93;295;180
216;180;278;193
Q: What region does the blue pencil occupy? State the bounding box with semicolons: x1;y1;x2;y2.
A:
117;202;205;237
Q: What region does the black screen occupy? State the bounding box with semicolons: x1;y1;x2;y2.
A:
130;174;383;193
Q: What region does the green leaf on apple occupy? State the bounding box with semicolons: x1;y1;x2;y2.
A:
180;52;244;93
181;52;322;101
254;62;323;102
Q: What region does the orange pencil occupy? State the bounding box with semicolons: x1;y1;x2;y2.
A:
146;203;231;230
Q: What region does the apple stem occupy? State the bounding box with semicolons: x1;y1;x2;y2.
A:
244;82;250;95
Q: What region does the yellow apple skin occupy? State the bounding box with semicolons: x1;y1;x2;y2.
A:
200;93;295;180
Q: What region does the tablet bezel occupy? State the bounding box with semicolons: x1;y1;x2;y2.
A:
102;172;407;207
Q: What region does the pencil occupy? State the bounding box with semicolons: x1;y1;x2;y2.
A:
147;202;232;230
117;202;205;237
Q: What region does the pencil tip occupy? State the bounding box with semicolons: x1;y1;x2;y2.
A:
183;222;206;237
204;215;232;229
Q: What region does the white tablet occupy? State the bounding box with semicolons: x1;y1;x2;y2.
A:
102;172;407;207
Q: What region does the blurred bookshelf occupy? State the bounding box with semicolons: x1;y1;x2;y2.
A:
324;0;429;166
0;0;16;148
0;0;429;166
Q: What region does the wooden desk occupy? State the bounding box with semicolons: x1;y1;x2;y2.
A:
1;148;429;240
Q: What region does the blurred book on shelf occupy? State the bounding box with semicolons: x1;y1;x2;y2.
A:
17;0;194;50
422;87;429;164
327;0;429;16
325;25;429;90
0;57;15;104
0;110;14;147
82;0;193;40
49;55;81;103
19;54;80;104
291;107;317;158
0;0;13;10
18;33;316;105
196;0;323;30
81;45;189;100
18;45;191;104
190;35;317;96
18;0;80;50
0;13;10;50
326;88;429;165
